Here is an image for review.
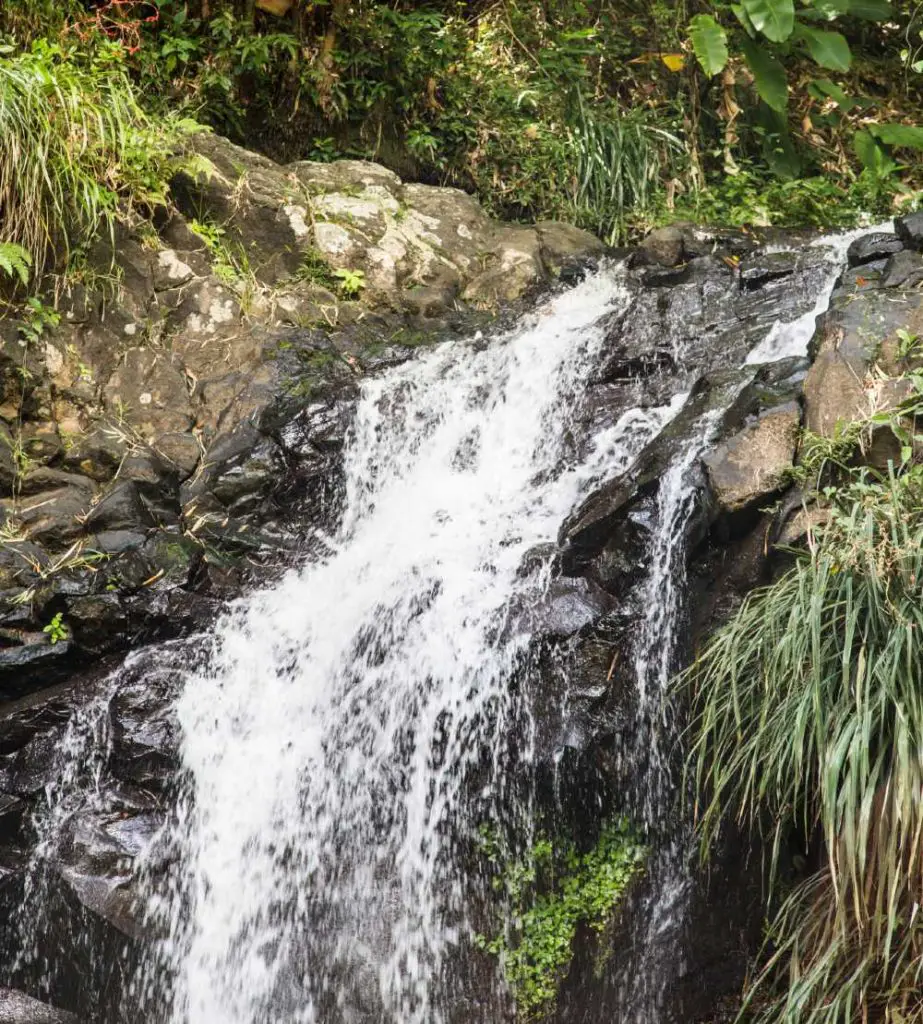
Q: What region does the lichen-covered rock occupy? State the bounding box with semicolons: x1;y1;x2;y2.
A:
704;403;800;513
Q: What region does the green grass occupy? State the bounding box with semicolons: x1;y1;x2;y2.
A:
682;465;923;1023
0;39;180;278
567;95;682;245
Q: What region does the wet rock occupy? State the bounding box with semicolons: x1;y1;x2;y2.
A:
85;480;177;533
61;430;126;484
18;470;94;500
895;210;923;250
880;249;923;289
66;596;128;656
640;225;685;266
846;232;903;268
805;289;921;436
704;402;800;513
535;222;606;280
513;577;615;637
0;989;78;1023
2;488;90;548
738;251;799;288
152;432;201;479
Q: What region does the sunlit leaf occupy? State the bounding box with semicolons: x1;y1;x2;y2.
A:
810;0;850;17
741;0;795;42
812;77;853;107
854;129;896;177
870;123;923;148
688;15;729;77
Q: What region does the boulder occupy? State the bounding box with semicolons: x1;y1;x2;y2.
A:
880;249;923;290
846;232;903;268
640;226;685;266
704;402;800;514
895;211;923;250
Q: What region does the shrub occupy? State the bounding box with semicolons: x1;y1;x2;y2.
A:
0;38;180;277
684;465;923;1022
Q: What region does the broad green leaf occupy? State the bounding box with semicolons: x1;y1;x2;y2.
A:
741;0;795;42
870;123;923;149
813;77;853;107
756;102;802;177
795;26;852;70
688;15;729;77
731;4;757;35
811;0;850;18
847;0;893;19
854;129;895;177
741;37;789;110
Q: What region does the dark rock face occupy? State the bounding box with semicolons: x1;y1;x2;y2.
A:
895;210;923;249
1;198;914;1023
846;231;903;267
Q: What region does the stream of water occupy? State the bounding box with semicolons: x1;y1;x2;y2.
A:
4;229;877;1024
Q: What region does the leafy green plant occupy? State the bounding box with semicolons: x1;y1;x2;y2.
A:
689;1;893;110
683;463;923;1023
333;267;366;298
0;39;181;279
477;819;646;1019
896;327;922;360
0;243;33;288
42;612;68;645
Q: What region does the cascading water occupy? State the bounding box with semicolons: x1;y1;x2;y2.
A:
3;225;885;1024
144;269;681;1024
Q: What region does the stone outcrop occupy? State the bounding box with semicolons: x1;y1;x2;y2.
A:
0;133;603;692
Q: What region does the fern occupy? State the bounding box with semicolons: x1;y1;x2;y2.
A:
0;243;32;287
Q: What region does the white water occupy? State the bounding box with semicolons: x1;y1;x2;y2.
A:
745;221;891;364
154;269;683;1024
7;226;880;1023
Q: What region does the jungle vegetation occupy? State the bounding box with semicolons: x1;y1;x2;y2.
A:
3;0;923;287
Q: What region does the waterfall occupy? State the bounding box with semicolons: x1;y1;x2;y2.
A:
146;268;681;1024
2;228;879;1024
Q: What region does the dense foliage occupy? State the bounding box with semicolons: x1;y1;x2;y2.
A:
3;0;923;261
477;818;646;1019
685;447;923;1021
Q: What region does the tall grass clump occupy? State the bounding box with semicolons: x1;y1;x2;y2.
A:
0;39;176;279
683;465;923;1023
566;94;682;245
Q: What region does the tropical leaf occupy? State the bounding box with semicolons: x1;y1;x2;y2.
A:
688;15;729;77
854;129;895;176
811;77;853;107
795;26;852;70
870;123;923;149
730;4;757;35
847;0;893;19
741;37;789;111
741;0;795;42
810;0;850;16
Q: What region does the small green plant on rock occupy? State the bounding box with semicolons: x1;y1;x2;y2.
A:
476;818;646;1020
42;612;68;645
333;267;366;298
